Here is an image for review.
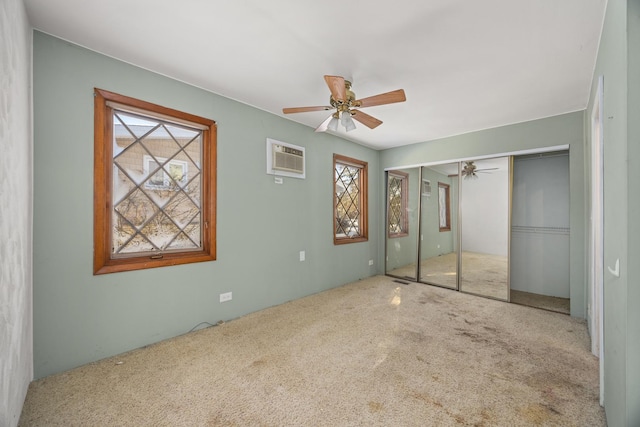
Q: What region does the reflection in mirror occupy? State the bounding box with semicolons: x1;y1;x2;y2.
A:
459;157;510;300
385;167;419;280
418;164;458;288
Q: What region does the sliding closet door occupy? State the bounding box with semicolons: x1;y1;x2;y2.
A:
459;157;510;300
385;167;420;280
510;152;570;303
418;164;458;289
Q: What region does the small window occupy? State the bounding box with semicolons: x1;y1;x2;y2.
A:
143;156;188;190
94;88;217;274
438;182;451;232
387;170;409;237
334;154;368;244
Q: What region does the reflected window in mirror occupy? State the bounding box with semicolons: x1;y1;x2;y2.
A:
438;182;451;231
388;170;409;237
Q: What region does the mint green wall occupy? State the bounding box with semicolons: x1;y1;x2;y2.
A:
627;2;640;423
379;112;586;318
32;32;380;379
585;1;640;425
627;1;640;422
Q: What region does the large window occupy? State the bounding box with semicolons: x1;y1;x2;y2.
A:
387;170;409;237
94;88;217;274
334;154;368;244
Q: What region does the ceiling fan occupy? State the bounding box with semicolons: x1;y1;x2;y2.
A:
461;161;499;179
282;75;406;133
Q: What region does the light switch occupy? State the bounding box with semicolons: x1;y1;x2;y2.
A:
299;251;305;261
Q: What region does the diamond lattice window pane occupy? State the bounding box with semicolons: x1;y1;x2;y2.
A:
140;212;181;250
118;234;156;254
163;193;199;229
114;189;160;229
165;123;201;148
112;221;137;253
166;232;199;250
110;109;203;256
184;215;201;245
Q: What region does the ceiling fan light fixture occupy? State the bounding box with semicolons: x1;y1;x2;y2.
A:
327;115;339;131
344;114;357;132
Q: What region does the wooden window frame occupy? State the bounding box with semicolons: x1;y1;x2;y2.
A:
438;182;451;232
333;154;368;245
94;88;217;274
387;170;409;238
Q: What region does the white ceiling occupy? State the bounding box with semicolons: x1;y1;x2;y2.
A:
24;0;606;150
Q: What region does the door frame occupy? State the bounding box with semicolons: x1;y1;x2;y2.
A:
589;75;605;405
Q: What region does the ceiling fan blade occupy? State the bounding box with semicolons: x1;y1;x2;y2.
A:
351;110;383;129
475;167;499;172
283;106;332;114
356;89;406;108
314;115;333;133
324;75;346;103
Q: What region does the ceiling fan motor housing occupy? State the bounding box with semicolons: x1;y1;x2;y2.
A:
330;80;357;112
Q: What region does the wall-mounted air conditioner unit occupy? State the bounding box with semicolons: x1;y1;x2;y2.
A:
422;179;432;197
266;138;305;179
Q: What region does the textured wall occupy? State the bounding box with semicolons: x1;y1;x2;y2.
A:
0;0;33;425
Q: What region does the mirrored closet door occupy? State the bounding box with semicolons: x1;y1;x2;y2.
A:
459;157;511;301
385;157;512;302
385;167;420;281
418;163;459;289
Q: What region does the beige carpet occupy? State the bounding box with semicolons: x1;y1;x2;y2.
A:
20;276;604;426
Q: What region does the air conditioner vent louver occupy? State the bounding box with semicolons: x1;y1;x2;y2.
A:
422;179;431;196
273;144;304;174
266;138;305;179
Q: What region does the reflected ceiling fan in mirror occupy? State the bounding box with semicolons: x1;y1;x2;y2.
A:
282;75;406;133
461;161;499;179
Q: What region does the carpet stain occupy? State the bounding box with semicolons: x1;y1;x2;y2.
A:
518;403;558;425
410;392;466;424
455;329;491;344
474;408;497;427
368;401;384;412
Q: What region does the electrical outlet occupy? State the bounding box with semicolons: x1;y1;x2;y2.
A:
299;250;305;261
369;259;374;266
219;292;232;303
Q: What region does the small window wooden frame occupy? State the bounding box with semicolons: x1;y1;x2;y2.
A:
333;154;368;245
387;170;409;238
94;88;217;274
438;182;451;232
